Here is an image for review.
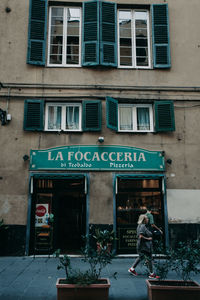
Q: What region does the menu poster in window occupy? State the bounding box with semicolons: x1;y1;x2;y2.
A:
35;204;49;227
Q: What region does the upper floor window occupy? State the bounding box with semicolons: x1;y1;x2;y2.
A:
118;104;153;132
27;0;170;69
24;99;102;132
48;7;81;67
45;103;82;131
118;10;150;68
106;97;175;133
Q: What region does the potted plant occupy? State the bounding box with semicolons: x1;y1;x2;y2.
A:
146;239;200;300
93;229;116;253
55;243;116;300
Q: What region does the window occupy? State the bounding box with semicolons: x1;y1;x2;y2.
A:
27;0;170;69
45;103;82;131
24;100;102;132
118;104;153;132
118;10;150;68
48;7;81;66
106;97;175;132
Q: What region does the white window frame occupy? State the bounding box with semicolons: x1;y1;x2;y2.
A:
45;103;82;131
47;6;82;67
117;9;151;69
118;104;153;132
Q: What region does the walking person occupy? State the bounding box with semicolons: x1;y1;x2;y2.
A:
146;206;163;236
128;214;159;279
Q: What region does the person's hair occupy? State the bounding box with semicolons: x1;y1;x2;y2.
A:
147;206;152;212
137;214;147;225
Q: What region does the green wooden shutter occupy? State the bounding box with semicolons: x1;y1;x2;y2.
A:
27;0;47;65
82;1;99;66
100;1;117;67
24;99;44;131
106;96;118;131
82;101;102;131
152;4;171;68
154;101;175;132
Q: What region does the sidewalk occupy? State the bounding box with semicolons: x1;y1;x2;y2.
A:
0;256;199;300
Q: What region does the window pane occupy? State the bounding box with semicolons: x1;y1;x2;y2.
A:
66;106;80;130
120;38;132;66
135;13;149;67
119;106;133;130
66;8;80;65
119;10;132;66
137;107;150;130
48;106;62;130
49;8;64;64
49;7;81;66
66;37;79;64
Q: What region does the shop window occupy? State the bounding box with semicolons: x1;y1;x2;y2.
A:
106;97;175;132
24;99;102;132
27;0;170;69
116;177;165;254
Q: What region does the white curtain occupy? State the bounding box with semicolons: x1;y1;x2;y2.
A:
119;106;132;130
137;107;150;130
66;106;79;129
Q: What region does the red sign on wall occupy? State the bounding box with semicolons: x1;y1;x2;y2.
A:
36;205;47;217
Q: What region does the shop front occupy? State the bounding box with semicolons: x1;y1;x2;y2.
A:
26;145;167;255
114;174;167;254
27;174;88;255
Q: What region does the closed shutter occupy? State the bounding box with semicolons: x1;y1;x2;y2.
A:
152;4;171;68
82;1;99;66
154;101;175;132
100;1;117;67
106;96;118;131
24;100;44;131
82;101;102;131
27;0;47;65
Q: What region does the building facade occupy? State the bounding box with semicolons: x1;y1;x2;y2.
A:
0;0;200;255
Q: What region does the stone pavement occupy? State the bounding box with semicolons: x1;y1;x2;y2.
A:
0;256;200;300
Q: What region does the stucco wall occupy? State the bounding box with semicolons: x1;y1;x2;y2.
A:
89;172;113;224
0;0;200;87
167;189;200;224
0;0;200;227
0;97;200;224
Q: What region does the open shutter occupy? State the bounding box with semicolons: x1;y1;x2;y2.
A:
100;1;117;67
27;0;47;65
154;101;175;132
82;0;99;66
152;4;171;68
24;99;44;131
106;96;118;131
82;100;102;131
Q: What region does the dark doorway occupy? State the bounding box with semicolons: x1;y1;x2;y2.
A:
31;177;86;255
55;189;86;253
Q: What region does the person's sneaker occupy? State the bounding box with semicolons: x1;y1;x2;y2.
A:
128;268;138;276
149;273;160;279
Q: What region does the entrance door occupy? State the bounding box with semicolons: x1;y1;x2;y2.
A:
116;177;165;254
31;177;86;255
55;190;86;253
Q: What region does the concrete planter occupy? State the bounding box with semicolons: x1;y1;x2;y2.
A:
56;278;110;300
146;279;200;300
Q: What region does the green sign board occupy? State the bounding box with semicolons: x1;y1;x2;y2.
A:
30;145;165;171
